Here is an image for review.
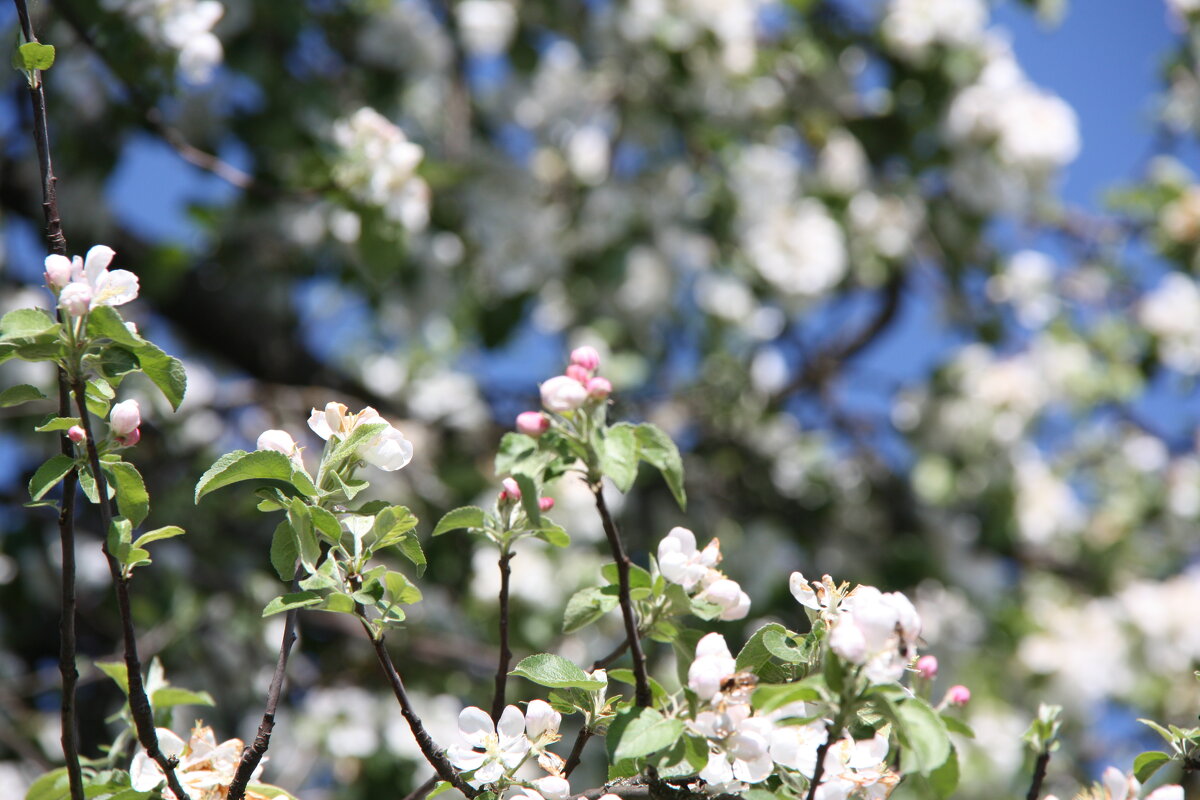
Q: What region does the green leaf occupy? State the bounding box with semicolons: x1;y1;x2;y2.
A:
532;524;570;547
246;784;301;800
194;449;317;502
133;526;185;548
88;307;187;410
752;680;824;714
1133;751;1172;783
606;669;670;707
494;432;542;478
24;767;69;800
384;570;423;605
0;384;46;407
77;465;99;504
374;505;420;549
608;707;684;761
151;687;215;709
563;586;620;633
433;505;487;536
736;623;790;672
394;535;427;575
926;746;959;798
510;653;606;689
95;661;130;695
107;518;133;565
270;520;298;582
940;714;975;738
309;505;342;544
762;629;808;664
18;42;56;71
635;423;686;510
103;461;149;528
600;561;652;590
28;454;74;501
600;423;639;492
513;472;542;526
34;416;81;432
286;498;320;569
0;308;59;340
896;697;952;775
427;781;453;799
653;733;708;778
324;421;386;471
263;591;323;617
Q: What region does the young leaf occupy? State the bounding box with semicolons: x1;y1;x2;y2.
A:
635;423;686;510
107;518;133;565
87;307;187;410
270;520;299;582
433;505;487;536
1133;751;1172;783
510;654;606;689
599;422;638;492
324;421;386;471
374;505;419;549
0;384;46;407
532;524;570;547
34;416;81;432
0;308;59;340
752;679;825;713
895;697;952;775
95;661;129;694
195;449;317;502
309;505;343;544
513;472;542;526
152;687;215;709
393;535;427;575
762;629;808;664
287;498;320;569
133;526;185;548
736;622;791;672
262;591;323;617
608;707;684;761
103;461;149;528
18;42;56;71
600;561;652;589
28;454;74;501
563;586;619;633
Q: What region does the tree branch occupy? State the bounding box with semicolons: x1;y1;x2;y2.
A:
562;727;592;778
491;547;513;722
401;775;440;800
591;483;651;708
590;639;629;672
1025;749;1052;800
71;381;191;800
804;738;832;800
364;626;477;797
227;567;303;800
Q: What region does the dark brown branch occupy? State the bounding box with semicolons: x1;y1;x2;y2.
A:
364;627;477;797
804;738;833;800
227;567;302;800
71;381;191;800
491;548;514;722
401;775;440;800
1025;749;1052;800
591;639;630;672
15;0;67;255
591;484;651;708
562;727;592;778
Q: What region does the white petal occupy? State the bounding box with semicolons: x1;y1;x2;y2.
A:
83;245;116;284
458;706;495;747
473;759;504;785
733;752;774;784
666;527;697;557
157;728;187;759
361;425;414;471
532;776;570;800
789;572;820;609
447;746;487;772
93;269;140;307
1145;787;1185;800
308;407;334;440
695;632;732;661
497;704;526;741
129;750;164;791
525;699;561;741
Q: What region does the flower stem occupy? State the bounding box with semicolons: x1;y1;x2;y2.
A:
70;380;192;800
591;482;651;708
491;545;514;722
363;624;476;797
227;567;303;800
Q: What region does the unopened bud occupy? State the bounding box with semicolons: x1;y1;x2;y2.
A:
44;255;74;290
109;399;142;436
586;376;612;399
516;411;550;437
115;428;141;448
501;477;521;501
59;283;93;316
945;685;970;706
566;364;590;383
570;346;600;371
67;425;87;444
916;655;938;680
538;497;555;511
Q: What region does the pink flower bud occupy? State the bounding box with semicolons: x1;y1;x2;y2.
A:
67;425;87;444
115;428;141;448
916;655;938;680
540;375;589;413
570;346;600;371
539;497;555;511
109;399;141;436
587;376;612;399
44;254;75;290
58;282;93;316
566;364;591;383
516;411;550;437
501;477;521;500
945;685;970;706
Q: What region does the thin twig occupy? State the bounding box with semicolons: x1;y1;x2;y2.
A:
590;639;629;672
227;566;303;800
804;738;832;800
364;626;476;797
1025;749;1052;800
491;547;514;722
562;727;592;778
401;775;440;800
591;484;651;708
71;381;192;800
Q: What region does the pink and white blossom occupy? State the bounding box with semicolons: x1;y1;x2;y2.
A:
516;411;550;437
256;429;304;468
540;375;589;413
110;399;142;439
48;245;139;314
307;401;414;471
570;345;600;371
657;527;721;590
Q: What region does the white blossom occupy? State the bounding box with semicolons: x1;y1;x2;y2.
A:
332;107;430;231
1139;272;1200;373
446;705;530;787
307;401;414;471
657;527;721;590
687;632;736;701
881;0;987;63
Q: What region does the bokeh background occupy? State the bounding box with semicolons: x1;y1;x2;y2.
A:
2;0;1200;797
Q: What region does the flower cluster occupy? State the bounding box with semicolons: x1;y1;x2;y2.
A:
791;573;922;684
100;0;224;83
332;107;430;232
130;723;269;800
255;402;413;472
45;245;139;317
657;527;750;621
685;633;898;797
1047;766;1183;800
536;346;611;415
447;701;568;792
